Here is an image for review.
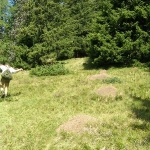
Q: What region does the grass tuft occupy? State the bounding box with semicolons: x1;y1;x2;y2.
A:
102;77;122;84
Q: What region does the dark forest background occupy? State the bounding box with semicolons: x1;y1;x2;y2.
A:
1;0;150;69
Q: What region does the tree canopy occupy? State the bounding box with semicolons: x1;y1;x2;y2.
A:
1;0;150;68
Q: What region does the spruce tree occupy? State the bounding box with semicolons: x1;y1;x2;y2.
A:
87;0;150;66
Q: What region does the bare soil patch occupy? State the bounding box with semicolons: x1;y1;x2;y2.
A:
89;70;110;80
96;85;117;97
56;115;97;134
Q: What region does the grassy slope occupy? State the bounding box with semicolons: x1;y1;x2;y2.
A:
0;58;150;150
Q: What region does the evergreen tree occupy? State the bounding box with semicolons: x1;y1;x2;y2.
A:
0;0;9;39
5;0;150;68
9;0;95;67
87;0;150;66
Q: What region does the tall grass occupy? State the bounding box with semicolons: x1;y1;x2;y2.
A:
0;58;150;150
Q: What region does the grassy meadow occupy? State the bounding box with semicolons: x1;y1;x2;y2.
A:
0;58;150;150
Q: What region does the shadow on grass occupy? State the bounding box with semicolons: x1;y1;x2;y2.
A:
130;95;150;145
0;92;21;102
131;96;150;130
82;57;126;70
0;97;13;102
83;59;100;70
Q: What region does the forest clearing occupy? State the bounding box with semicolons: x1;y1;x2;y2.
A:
0;58;150;150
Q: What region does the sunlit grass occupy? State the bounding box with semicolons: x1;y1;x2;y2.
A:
0;58;150;149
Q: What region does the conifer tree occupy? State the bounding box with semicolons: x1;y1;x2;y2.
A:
87;0;150;66
0;0;9;39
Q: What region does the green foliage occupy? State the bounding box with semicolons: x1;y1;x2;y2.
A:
1;0;150;68
29;63;70;76
87;0;150;66
0;40;8;63
0;0;10;39
8;44;30;69
7;0;93;67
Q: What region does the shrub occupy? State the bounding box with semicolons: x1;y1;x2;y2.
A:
29;63;70;76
